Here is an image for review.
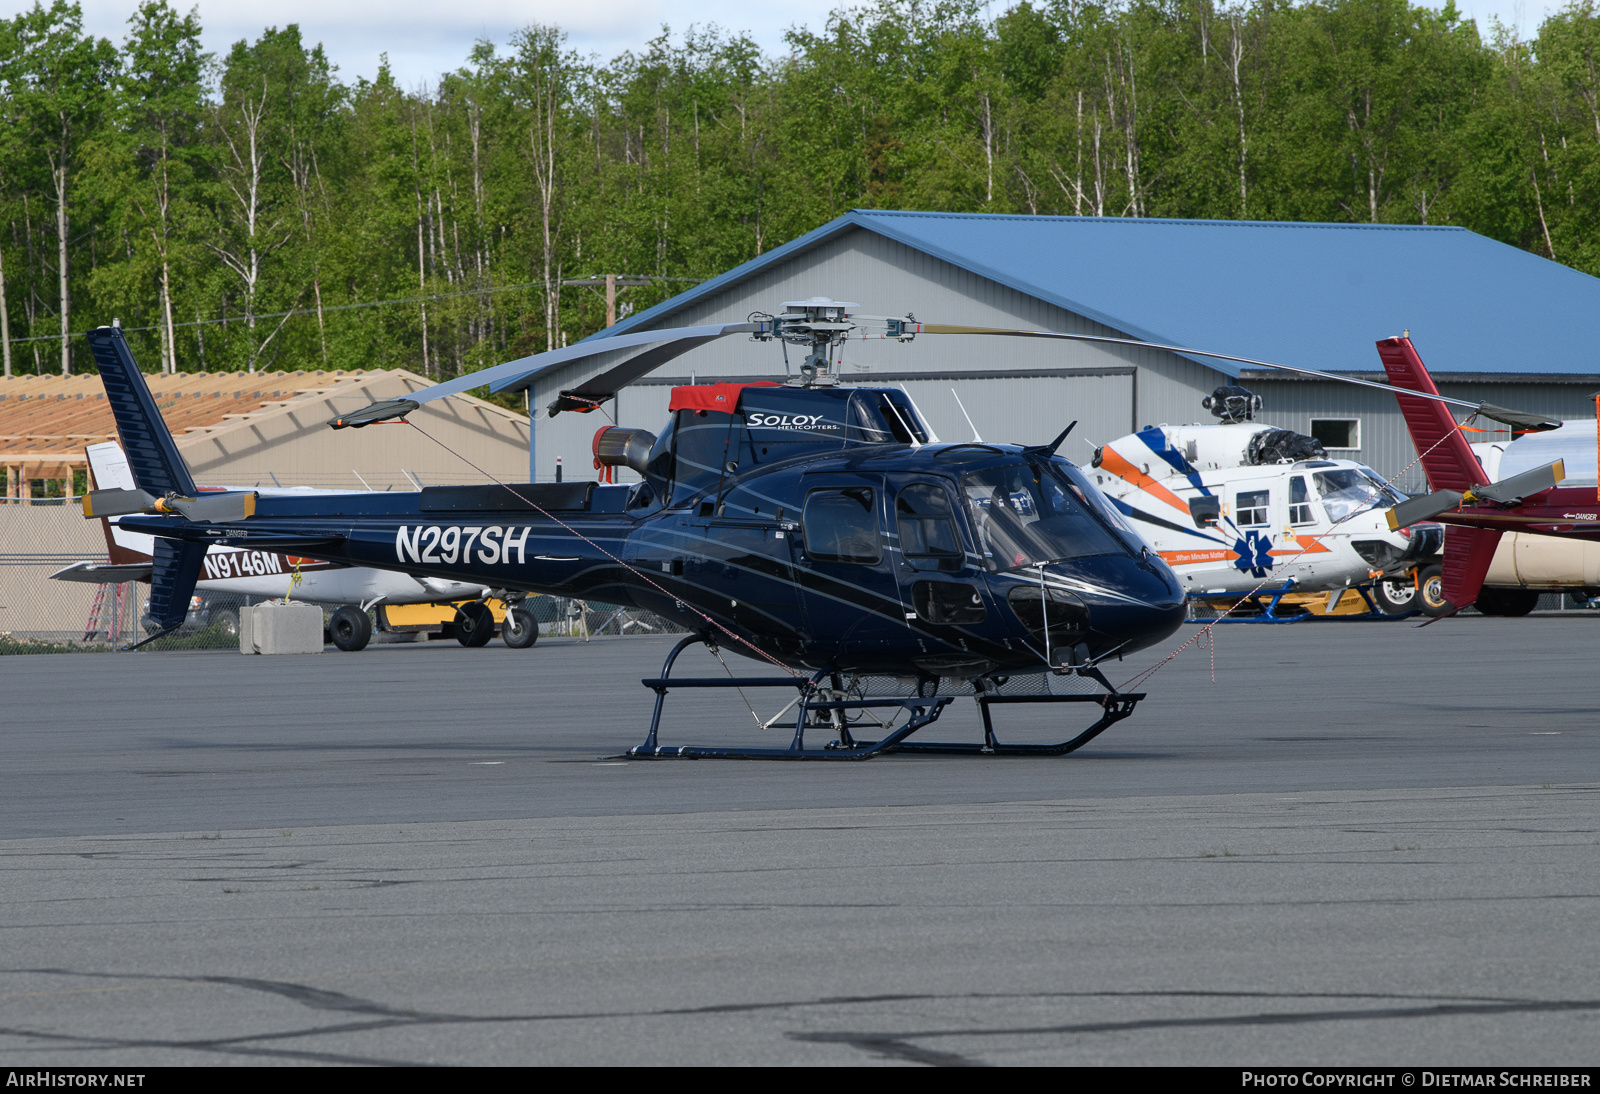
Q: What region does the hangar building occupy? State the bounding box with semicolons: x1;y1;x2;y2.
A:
503;211;1600;495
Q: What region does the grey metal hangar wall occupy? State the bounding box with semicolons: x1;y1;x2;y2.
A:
512;210;1600;490
523;231;1220;482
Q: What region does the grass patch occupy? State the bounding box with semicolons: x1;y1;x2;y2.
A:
0;635;106;655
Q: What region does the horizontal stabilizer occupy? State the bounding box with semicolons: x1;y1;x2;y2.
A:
1386;490;1463;531
49;560;155;584
84;487;157;518
1471;459;1564;503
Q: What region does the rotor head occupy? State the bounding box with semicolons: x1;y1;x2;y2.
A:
1202;385;1262;424
749;298;917;387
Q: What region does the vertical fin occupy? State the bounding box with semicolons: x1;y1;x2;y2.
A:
1375;337;1489;494
145;539;208;630
1441;526;1501;609
84;326;197;497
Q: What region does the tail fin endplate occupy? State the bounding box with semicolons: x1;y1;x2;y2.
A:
1374;337;1489;494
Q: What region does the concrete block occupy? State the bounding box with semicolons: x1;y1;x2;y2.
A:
241;601;324;655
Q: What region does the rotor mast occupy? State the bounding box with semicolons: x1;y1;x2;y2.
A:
753;298;918;387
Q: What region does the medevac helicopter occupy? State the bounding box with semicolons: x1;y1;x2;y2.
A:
1086;385;1442;619
80;302;1567;759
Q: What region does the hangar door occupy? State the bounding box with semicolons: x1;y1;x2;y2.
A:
893;372;1134;451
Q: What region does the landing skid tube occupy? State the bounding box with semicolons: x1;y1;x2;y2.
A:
622;636;1144;760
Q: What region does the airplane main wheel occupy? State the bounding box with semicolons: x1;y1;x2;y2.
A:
1475;586;1539;617
501;606;539;649
329;605;372;651
455;601;495;647
1417;564;1452;617
1372;580;1418;616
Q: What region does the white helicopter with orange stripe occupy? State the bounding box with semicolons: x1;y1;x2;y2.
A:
1083;386;1441;618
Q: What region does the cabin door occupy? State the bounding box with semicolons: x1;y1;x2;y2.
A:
885;475;997;638
792;472;907;665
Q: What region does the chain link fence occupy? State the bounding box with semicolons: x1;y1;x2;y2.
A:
1;499;687;654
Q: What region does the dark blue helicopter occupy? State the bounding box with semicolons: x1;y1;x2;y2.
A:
81;299;1193;760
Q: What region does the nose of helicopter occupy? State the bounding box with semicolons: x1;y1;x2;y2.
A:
1006;554;1187;662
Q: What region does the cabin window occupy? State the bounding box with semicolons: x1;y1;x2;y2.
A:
1288;476;1316;525
895;484;964;572
1236;489;1271;527
1310;419;1360;450
962;462;1122;571
1313;468;1404;523
802;487;881;564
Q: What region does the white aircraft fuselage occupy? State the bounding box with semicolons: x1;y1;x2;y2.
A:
1088;422;1421;598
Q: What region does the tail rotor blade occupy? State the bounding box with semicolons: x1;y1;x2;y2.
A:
1471;460;1564;503
83;487;157;519
1386;490;1464;531
171;492;258;523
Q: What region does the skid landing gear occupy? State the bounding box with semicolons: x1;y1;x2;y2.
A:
622;636;1144;761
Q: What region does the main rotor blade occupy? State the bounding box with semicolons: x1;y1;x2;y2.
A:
1386;490;1464;531
83;487;157;519
1476;403;1563;432
396;322;761;407
542;332;741;416
1471;459;1565;503
329;398;419;429
915;324;1554;424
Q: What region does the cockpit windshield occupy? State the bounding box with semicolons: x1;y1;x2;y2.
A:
1312;467;1406;523
962;461;1125;571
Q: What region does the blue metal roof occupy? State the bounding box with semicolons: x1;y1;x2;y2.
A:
581;209;1600;379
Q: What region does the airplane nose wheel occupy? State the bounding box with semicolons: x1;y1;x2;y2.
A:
328;605;372;652
454;601;496;647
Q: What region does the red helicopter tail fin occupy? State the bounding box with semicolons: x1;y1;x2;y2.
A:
1374;337;1490;494
1440;525;1502;609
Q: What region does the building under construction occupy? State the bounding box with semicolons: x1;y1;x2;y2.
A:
0;365;529;642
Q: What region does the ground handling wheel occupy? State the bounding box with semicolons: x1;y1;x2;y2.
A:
1418;563;1452;617
455;601;495;647
329;605;373;651
501;605;538;648
1372;579;1419;616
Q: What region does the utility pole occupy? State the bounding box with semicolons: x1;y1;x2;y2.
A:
561;273;651;327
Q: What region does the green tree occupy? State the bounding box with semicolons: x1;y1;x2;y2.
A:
0;1;116;373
